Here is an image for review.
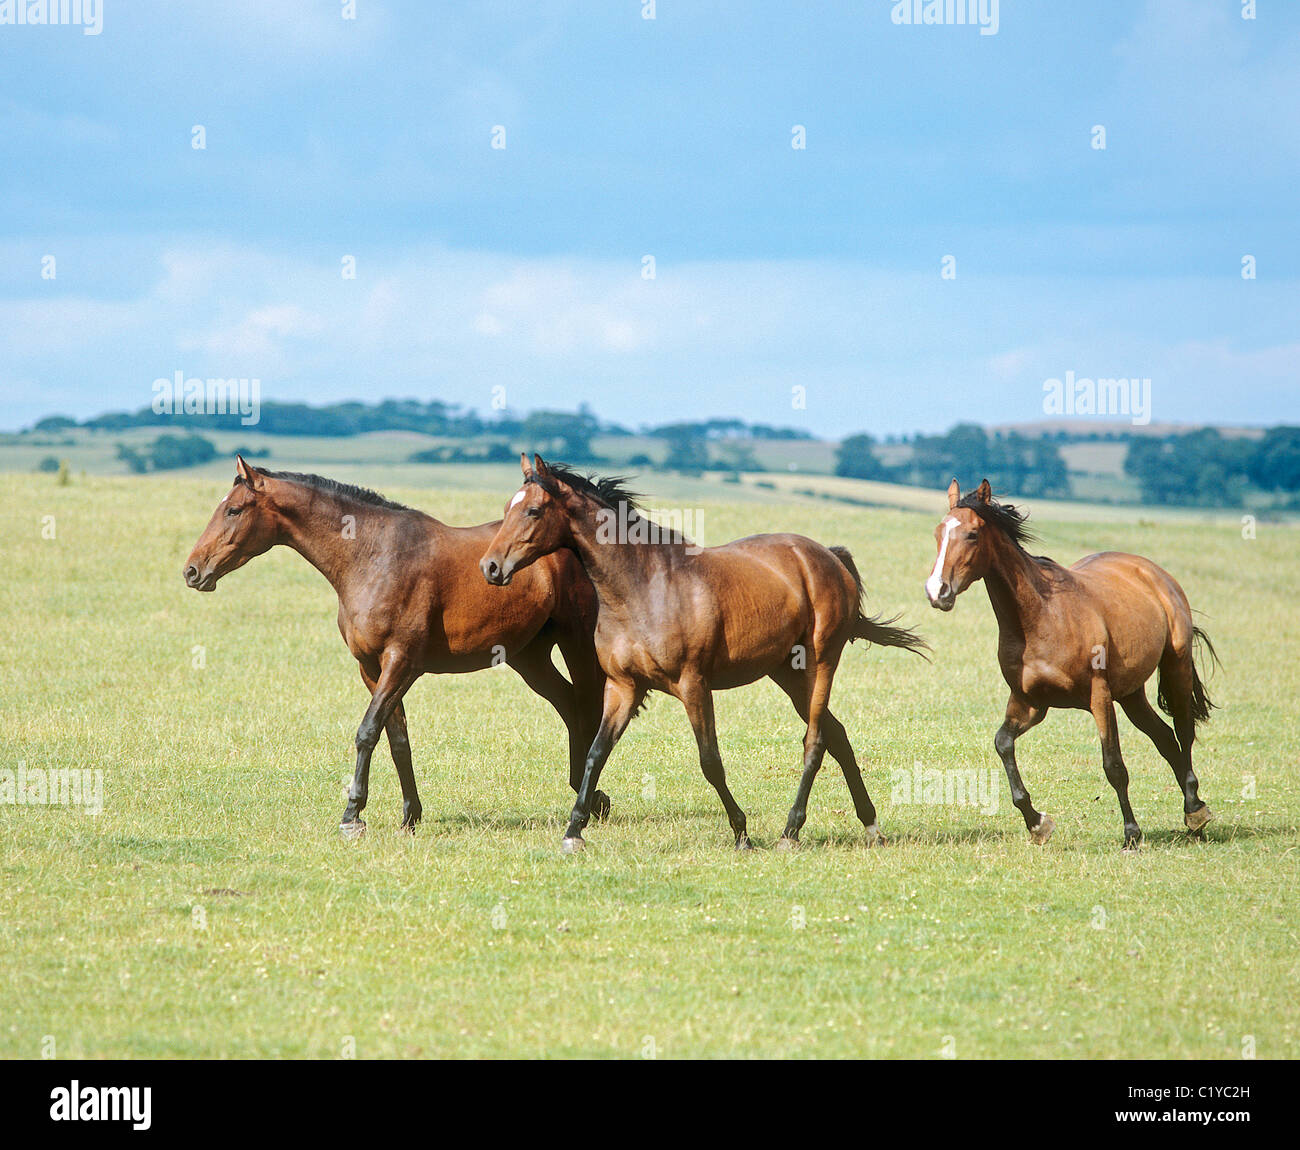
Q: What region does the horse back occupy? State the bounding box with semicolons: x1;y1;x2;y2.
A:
692;532;859;647
1055;550;1198;687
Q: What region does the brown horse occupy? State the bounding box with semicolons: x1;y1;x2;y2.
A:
182;456;607;836
924;478;1216;850
480;454;928;852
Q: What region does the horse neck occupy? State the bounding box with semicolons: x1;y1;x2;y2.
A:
271;484;398;597
566;499;679;611
981;530;1049;639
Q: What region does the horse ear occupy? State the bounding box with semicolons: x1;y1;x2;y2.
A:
947;478;960;509
234;454;260;489
520;453;534;480
976;478;992;503
533;454;551;479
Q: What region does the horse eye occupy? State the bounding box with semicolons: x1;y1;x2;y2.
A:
525;507;542;519
226;505;243;517
966;531;978;541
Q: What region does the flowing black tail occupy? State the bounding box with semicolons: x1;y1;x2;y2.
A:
830;546;930;658
1157;625;1220;728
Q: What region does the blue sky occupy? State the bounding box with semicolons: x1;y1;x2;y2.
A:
1;0;1297;435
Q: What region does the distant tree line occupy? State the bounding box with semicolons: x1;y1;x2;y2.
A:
32;401;811;467
38;397;1299;507
116;434;219;473
40;400;488;439
836;423;1071;498
834;423;1300;506
648;418;812;442
1124;426;1300;507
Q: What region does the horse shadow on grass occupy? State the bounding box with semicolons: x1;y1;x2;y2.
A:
1137;821;1294;847
868;819;1291;851
421;807;1014;849
418;803;1289;849
425;804;723;835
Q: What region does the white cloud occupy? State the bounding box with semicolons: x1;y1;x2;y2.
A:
2;240;1297;433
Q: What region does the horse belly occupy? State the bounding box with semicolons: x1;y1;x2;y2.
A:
435;613;541;665
418;583;548;668
602;631;677;690
1101;627;1165;697
1012;663;1089;709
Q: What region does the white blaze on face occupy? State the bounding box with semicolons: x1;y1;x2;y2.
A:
926;516;959;601
508;489;526;511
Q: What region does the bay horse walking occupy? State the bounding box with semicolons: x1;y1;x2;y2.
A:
182;456;607;836
924;478;1216;850
480;454;928;852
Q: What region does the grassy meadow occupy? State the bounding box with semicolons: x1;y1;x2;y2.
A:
0;464;1297;1059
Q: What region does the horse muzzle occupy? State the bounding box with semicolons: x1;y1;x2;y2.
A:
480;556;513;586
925;582;956;611
183;564;219;592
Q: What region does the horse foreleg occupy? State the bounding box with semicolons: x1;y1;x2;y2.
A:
562;678;643;852
995;695;1051;842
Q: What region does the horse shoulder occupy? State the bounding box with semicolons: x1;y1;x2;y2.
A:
1000;582;1100;701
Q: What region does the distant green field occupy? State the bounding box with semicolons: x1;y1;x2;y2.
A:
0;426;836;480
0;424;1245;511
1;469;1296;1058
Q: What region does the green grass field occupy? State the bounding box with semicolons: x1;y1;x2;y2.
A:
1;469;1296;1059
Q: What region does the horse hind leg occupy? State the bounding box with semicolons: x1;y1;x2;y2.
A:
769;662;881;847
812;707;881;845
553;629;610;819
1090;679;1142;851
781;668;833;848
343;658;417;838
384;700;423;831
509;639;611;820
1152;648;1212;834
676;676;750;850
357;664;423;833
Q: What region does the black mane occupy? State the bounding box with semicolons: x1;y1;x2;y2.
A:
957;491;1039;552
530;463;643;512
531;462;693;545
254;466;412;512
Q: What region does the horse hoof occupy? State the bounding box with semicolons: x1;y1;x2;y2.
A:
864;823;885;847
1029;814;1055;845
735;837;753;852
1185;806;1212;834
775;836;799;852
561;836;585;854
1122;839;1142;854
592;791;611;821
339;819;367;841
